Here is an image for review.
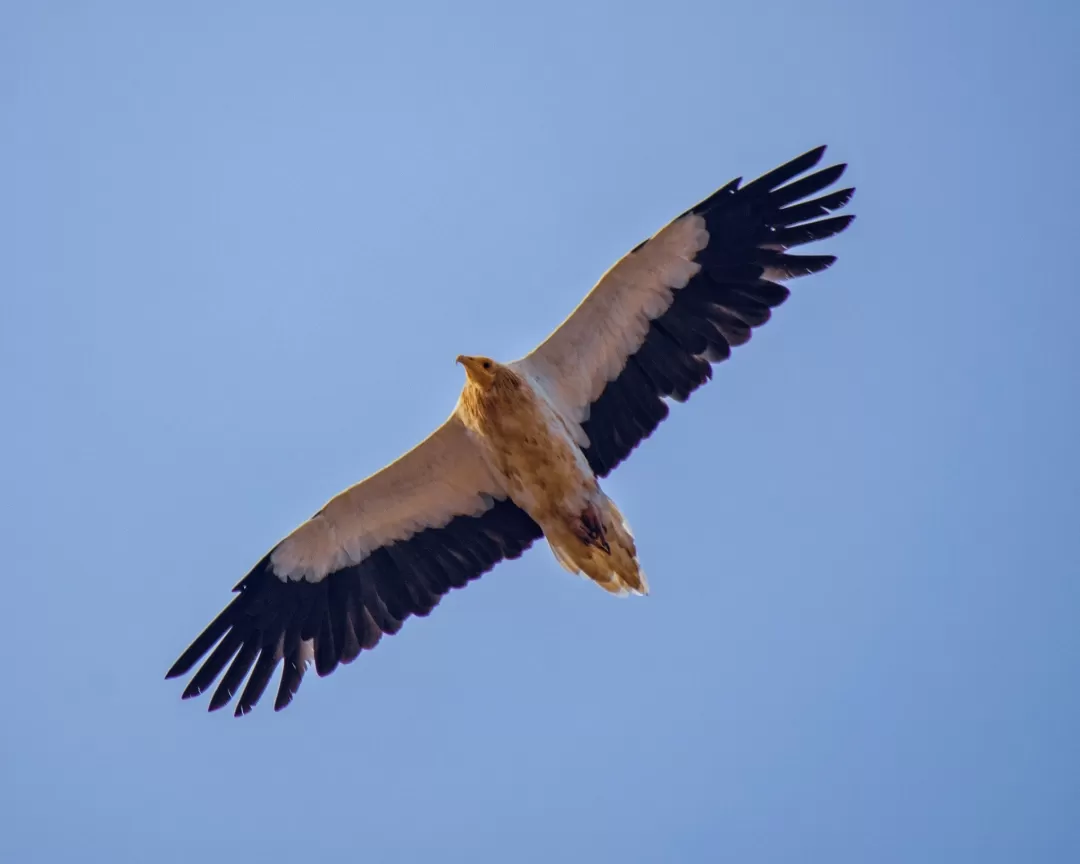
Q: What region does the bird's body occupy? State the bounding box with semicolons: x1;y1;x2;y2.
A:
166;145;857;715
456;356;646;595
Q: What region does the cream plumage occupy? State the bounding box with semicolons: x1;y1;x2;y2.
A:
167;145;855;714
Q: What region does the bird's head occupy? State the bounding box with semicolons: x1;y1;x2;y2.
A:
456;355;500;389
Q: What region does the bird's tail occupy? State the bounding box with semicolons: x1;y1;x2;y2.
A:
546;495;648;596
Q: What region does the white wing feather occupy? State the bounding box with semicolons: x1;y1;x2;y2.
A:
514;213;709;422
270;415;504;582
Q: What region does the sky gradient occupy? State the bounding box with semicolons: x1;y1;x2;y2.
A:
2;2;1078;862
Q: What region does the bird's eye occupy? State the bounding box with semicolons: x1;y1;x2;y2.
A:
482;361;491;370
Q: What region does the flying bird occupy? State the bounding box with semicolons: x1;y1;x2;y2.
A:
167;145;855;715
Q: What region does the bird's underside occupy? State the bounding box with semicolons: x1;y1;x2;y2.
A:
167;145;856;715
455;353;648;597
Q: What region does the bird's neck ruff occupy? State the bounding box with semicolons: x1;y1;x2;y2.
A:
457;365;527;433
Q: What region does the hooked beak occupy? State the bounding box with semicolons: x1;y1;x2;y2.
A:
457;355;488;382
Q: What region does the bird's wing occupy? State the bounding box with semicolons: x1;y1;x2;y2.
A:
514;146;855;476
166;415;541;715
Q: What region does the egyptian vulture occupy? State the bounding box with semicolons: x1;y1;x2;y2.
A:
167;145;855;715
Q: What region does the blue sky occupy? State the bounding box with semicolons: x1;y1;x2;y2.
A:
2;2;1078;861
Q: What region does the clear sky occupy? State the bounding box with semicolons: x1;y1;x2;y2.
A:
2;2;1078;862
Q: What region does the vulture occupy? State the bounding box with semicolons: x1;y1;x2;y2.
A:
167;145;855;715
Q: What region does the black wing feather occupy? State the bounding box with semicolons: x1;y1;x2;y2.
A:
234;641;281;716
